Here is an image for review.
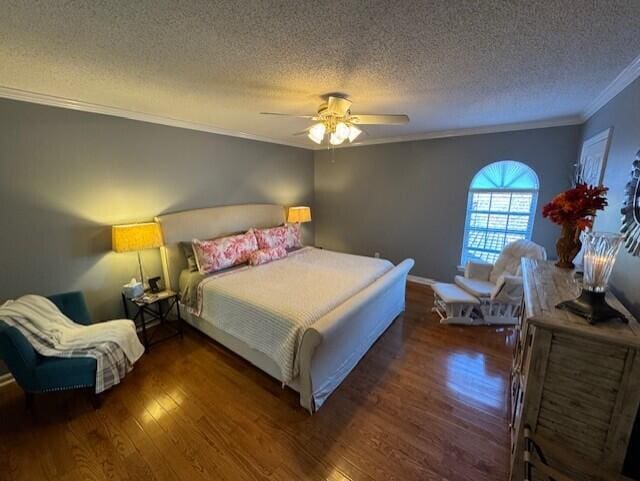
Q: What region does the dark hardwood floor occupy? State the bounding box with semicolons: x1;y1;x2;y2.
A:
0;283;515;481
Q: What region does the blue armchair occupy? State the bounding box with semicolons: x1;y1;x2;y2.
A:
0;291;100;409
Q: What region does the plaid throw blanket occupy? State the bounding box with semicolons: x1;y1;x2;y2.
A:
0;295;144;393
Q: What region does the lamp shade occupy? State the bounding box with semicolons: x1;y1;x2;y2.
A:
308;123;326;144
112;222;163;252
582;232;623;292
287;206;311;223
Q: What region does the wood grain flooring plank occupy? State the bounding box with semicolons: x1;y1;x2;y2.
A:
119;413;181;481
0;283;512;481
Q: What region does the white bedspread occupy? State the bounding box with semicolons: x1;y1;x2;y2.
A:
195;247;393;382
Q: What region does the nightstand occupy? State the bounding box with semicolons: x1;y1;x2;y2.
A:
122;290;183;351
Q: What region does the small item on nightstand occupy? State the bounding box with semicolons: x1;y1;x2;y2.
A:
148;276;162;293
122;278;144;299
139;290;175;304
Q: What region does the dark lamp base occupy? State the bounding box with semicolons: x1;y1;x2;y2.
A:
556;289;627;325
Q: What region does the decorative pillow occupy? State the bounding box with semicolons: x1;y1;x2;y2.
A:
285;223;303;249
253;225;287;249
192;231;258;274
253;224;302;250
249;245;288;266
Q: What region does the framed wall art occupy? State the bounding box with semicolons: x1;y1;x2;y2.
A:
577;128;613;186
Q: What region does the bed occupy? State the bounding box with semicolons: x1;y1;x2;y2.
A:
155;204;414;412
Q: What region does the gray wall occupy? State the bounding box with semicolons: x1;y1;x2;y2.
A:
8;87;638;380
581;77;640;320
314;126;581;282
0;98;314;326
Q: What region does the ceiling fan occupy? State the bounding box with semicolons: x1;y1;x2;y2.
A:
261;95;409;146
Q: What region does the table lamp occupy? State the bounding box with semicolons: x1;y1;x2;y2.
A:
287;206;311;224
112;222;163;289
556;232;626;324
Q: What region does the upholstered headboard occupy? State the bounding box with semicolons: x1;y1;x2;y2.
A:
155;203;286;291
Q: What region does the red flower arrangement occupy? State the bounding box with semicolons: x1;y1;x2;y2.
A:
542;183;608;231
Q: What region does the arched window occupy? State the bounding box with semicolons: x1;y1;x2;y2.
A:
461;161;539;265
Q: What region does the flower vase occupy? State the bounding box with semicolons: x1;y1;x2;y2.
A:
555;222;582;268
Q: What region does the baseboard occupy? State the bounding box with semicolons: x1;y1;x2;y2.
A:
407;275;436;286
0;372;15;387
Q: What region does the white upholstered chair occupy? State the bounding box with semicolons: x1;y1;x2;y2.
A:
433;240;547;325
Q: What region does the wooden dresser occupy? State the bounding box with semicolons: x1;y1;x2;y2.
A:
510;259;640;481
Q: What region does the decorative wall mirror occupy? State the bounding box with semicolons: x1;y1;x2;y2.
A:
621;150;640;256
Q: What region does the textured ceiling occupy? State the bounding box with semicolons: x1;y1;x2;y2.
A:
1;1;639;148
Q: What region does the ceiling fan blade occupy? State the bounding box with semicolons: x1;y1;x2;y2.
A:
260;112;316;119
326;96;352;116
349;114;410;125
292;128;312;136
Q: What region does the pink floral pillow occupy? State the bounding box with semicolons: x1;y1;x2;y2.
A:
253;224;302;250
286;223;302;249
192;231;258;274
253;225;287;249
249;246;288;266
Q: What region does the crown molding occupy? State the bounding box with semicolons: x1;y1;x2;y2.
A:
314;115;583;150
2;48;639;152
582;53;640;121
0;85;310;150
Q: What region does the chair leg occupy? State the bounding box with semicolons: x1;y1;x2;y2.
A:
24;391;35;412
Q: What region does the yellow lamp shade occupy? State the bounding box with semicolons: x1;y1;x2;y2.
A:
287;206;312;223
112;222;163;252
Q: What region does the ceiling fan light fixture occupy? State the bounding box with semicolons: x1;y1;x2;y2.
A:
308;122;326;144
334;122;350;142
261;95;408;145
329;132;345;145
348;125;362;142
